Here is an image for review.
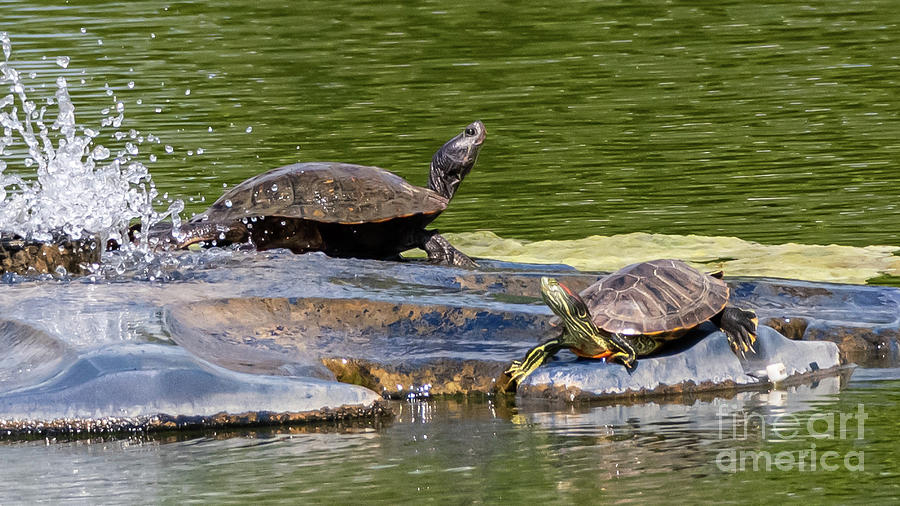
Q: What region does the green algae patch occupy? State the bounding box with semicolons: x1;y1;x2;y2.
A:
439;231;900;285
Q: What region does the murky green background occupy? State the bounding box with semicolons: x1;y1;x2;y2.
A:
4;0;900;247
2;0;899;502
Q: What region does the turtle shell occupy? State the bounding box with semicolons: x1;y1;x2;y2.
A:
193;162;448;225
580;259;729;338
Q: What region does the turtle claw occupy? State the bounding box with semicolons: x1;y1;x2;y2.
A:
606;333;637;368
422;232;477;268
718;306;758;359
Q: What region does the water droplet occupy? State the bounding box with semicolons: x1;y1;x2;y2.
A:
150;33;156;39
245;126;253;133
149;154;157;162
116;101;125;113
136;98;142;105
127;81;135;89
165;145;174;154
224;199;233;208
187;150;194;156
184;89;191;96
271;184;278;191
97;39;103;46
196;147;204;154
1;32;10;60
154;107;162;113
55;56;70;68
80;27;87;34
91;145;110;160
207;126;213;132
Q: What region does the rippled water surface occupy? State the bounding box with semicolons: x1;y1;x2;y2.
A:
3;0;899;247
2;0;900;502
2;378;899;503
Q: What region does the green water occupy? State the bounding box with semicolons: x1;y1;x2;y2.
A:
4;0;900;247
2;380;899;503
2;0;900;502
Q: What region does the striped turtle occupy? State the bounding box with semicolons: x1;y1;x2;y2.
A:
502;259;758;390
147;121;485;267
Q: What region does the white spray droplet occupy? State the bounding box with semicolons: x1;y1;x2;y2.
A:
55;56;70;68
165;145;174;154
245;126;252;133
224;199;233;208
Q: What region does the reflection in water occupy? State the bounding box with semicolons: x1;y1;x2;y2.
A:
2;377;898;502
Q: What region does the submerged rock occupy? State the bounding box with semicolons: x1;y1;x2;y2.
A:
0;319;77;392
0;326;384;436
0;232;100;276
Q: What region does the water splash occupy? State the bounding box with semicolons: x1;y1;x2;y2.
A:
0;32;182;274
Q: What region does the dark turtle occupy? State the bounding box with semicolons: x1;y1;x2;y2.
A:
148;121;485;267
501;259;758;390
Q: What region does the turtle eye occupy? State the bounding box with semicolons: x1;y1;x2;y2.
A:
465;127;476;136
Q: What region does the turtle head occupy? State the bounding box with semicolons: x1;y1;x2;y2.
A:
428;120;485;200
540;277;598;339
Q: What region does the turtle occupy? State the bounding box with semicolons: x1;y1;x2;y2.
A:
144;121;486;267
500;259;758;391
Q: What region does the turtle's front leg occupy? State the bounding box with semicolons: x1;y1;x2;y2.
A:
498;337;566;392
421;231;477;268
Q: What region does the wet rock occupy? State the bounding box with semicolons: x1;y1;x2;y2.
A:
0;343;384;435
731;278;900;367
164;297;550;397
0;319;77;392
516;326;840;401
762;316;809;340
165;297;841;400
1;252;894;436
0;231;100;276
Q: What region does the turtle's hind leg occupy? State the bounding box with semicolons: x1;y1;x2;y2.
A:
141;221;249;250
714;306;758;358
